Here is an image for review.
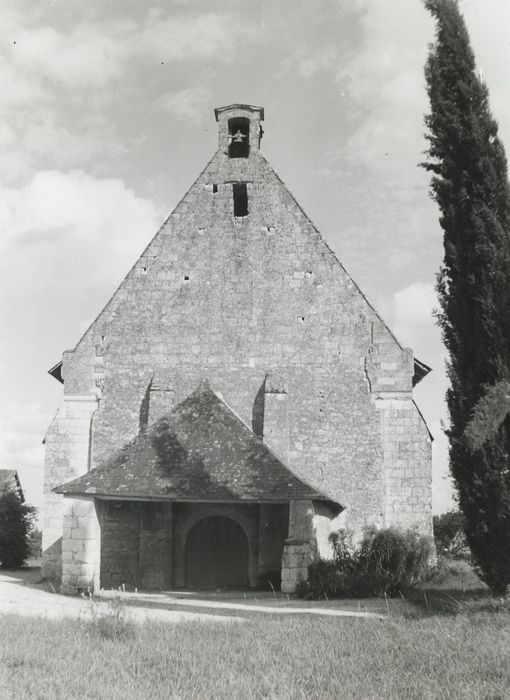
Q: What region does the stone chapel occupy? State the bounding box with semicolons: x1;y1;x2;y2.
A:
42;104;433;594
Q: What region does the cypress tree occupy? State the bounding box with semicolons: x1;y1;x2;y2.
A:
423;0;510;594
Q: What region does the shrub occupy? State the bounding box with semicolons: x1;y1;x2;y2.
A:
87;594;135;640
296;559;342;599
357;527;432;596
297;527;433;599
0;487;36;569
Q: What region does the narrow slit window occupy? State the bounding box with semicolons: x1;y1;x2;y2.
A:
212;184;218;193
233;183;248;217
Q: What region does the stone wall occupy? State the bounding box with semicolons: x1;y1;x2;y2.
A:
377;398;433;536
56;138;419;535
99;501;140;589
80;500;288;592
44;106;433;586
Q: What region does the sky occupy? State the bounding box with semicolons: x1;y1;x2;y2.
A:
1;0;510;518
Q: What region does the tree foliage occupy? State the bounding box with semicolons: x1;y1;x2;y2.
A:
423;0;510;594
0;487;36;569
433;510;468;558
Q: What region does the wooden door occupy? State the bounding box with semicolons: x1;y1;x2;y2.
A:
185;516;249;589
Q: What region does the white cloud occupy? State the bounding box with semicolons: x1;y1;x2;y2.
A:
5;9;253;92
0;170;162;257
337;1;434;172
140;11;248;63
281;47;339;79
0;402;47;510
10;22;130;87
161;87;212;121
22;119;127;169
392;281;438;346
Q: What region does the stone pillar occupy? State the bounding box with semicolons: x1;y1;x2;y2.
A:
42;393;98;582
263;373;288;461
281;500;314;594
61;497;101;595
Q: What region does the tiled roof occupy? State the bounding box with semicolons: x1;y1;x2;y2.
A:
55;382;341;508
0;469;24;502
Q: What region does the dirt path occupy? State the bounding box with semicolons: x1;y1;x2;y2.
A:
0;570;237;623
1;568;385;622
100;589;385;619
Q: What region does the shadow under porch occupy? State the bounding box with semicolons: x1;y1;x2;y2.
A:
98;499;289;592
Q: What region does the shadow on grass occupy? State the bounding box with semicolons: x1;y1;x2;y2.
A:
398;559;510;618
0;564;55;593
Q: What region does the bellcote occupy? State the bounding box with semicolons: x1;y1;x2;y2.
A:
214;104;264;157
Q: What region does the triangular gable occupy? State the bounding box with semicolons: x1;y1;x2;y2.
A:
51;144;426;370
55;382;342;510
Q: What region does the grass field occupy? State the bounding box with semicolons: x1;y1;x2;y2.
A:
1;560;509;699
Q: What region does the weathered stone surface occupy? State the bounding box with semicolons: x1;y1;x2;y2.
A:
43;103;433;590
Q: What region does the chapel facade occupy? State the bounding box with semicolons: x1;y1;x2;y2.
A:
42;104;433;594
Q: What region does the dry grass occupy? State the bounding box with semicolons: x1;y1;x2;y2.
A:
1;560;508;699
1;602;509;699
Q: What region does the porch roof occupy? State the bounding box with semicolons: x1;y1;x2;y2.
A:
54;382;341;509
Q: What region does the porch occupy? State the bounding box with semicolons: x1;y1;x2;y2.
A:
59;497;321;595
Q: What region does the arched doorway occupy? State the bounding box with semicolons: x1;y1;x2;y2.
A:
185;516;249;589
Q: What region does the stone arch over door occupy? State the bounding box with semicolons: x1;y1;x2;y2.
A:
185;516;249;589
173;503;258;588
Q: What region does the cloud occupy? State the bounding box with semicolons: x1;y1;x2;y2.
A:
5;9;254;92
392;282;438;346
10;22;130;87
0;402;47;510
337;1;434;172
0;170;162;258
139;11;251;64
280;47;339;79
161;87;212;121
